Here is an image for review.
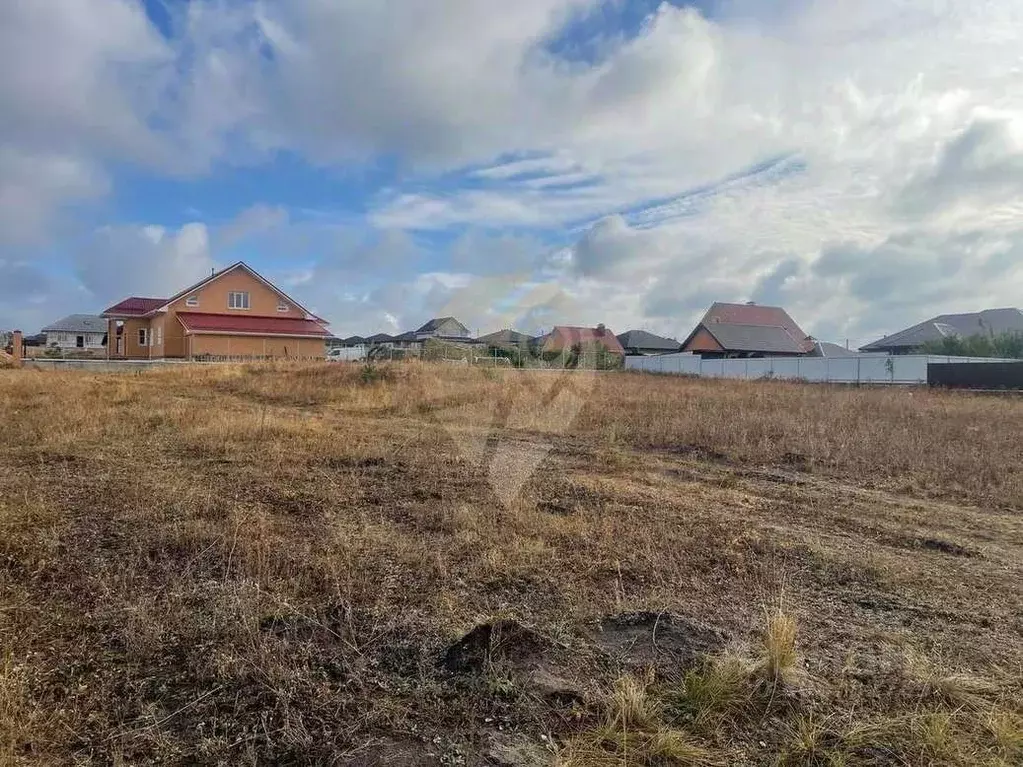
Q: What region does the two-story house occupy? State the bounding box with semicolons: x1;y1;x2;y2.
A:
101;262;330;359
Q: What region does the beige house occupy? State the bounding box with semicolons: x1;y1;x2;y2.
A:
101;262;329;360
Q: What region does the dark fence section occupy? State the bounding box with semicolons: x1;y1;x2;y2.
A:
928;362;1023;389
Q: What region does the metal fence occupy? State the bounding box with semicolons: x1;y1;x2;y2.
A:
928;361;1023;389
625;353;1018;385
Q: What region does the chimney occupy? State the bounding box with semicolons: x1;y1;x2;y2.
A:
11;330;23;368
596;323;606;335
746;301;756;306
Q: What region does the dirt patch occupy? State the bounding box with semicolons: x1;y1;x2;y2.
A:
483;732;552;767
440;620;551;674
589;611;727;670
341;737;438;766
439;620;584;709
919;537;974;557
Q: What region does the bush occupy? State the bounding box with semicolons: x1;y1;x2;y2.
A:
921;332;1023;359
359;362;391;385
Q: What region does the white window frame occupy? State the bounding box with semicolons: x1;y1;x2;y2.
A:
277;301;289;313
154;326;162;346
185;295;199;307
138;328;148;347
228;291;250;310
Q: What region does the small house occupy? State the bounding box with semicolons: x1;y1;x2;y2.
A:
41;314;108;351
616;330;680;356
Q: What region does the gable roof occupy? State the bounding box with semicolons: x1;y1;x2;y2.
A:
393;331;419;342
682;302;814;354
101;262;325;323
342;335;367;344
860;308;1023;351
41;314;108;333
102;297;167;317
415;316;469;334
810;341;861;358
543;326;625;354
176;312;330;337
616;329;680;351
479;329;534;346
366;333;395;343
705;323;805;354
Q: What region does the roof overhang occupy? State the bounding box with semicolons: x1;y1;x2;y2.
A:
184;330;329;339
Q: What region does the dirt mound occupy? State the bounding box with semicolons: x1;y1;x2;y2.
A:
590;611;727;669
440;620;584;707
440;619;550;674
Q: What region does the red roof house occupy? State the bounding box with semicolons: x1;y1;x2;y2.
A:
101;262;329;360
542;325;625;355
681;302;814;358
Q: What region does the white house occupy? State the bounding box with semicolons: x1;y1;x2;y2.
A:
41;315;108;350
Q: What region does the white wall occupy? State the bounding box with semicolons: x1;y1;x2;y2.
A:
326;345;368;361
45;331;106;349
625;353;1014;384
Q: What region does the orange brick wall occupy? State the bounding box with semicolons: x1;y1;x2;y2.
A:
683;326;723;354
191;335;325;358
121;318;152;359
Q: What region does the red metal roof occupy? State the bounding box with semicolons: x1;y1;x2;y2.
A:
102;297;167;317
543;326;625;354
176;312;330;337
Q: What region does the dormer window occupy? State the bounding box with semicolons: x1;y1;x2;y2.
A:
228;291;250;310
185;295;198;307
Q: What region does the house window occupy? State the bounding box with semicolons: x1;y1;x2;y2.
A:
277;302;289;313
228;291;250;310
154;327;162;346
138;328;148;347
185;295;198;307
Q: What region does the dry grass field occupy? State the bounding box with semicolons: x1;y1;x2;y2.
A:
1;362;1021;766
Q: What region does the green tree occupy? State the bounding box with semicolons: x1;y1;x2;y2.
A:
920;332;1023;358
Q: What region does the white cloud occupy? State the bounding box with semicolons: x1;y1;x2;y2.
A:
0;150;108;245
74;223;216;306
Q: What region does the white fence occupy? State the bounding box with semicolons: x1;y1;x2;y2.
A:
625;353;1016;385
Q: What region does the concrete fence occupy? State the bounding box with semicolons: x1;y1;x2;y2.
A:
625;353;1018;385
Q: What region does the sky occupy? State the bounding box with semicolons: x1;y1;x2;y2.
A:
2;0;1023;347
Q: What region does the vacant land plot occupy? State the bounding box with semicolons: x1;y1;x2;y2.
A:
1;363;1021;765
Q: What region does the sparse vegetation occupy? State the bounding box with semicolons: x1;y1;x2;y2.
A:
920;331;1023;358
0;362;1020;764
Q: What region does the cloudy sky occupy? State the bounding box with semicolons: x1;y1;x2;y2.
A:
2;0;1022;346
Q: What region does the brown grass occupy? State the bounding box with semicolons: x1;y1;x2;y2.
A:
0;362;1021;764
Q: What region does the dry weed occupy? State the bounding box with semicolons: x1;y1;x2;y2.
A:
0;362;1019;764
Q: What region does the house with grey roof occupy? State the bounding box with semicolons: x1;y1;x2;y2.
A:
41;314;108;350
414;316;470;341
860;308;1023;354
616;330;680;356
809;341;864;358
365;332;396;346
680;302;815;358
478;329;535;348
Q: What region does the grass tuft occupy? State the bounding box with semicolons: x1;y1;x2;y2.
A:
759;605;801;687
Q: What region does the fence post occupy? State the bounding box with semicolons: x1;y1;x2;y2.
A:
11;330;23;368
856;357;861;386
